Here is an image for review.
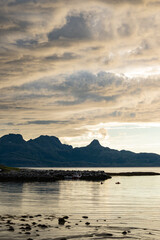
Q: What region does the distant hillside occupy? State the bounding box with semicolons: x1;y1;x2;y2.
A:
0;134;160;167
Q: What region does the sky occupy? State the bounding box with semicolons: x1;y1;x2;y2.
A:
0;0;160;153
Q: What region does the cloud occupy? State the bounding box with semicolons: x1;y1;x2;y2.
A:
46;52;79;61
1;0;160;89
17;120;70;125
117;23;132;37
1;71;160;125
48;14;92;41
0;0;160;146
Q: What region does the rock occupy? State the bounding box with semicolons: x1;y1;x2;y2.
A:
116;182;121;184
65;225;71;228
25;232;31;234
25;226;32;231
63;216;69;219
82;216;88;219
20;227;25;230
58;218;66;225
96;233;113;237
8;226;14;231
122;231;127;235
37;224;48;228
85;222;90;225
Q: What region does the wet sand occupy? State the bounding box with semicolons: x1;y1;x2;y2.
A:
0;213;159;240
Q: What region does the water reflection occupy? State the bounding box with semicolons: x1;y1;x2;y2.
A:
0;182;24;212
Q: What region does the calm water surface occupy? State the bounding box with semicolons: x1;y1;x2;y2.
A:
0;167;160;239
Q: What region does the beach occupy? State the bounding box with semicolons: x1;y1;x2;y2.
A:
0;168;160;239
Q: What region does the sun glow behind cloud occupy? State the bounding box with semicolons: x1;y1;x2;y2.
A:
0;0;160;153
61;122;160;153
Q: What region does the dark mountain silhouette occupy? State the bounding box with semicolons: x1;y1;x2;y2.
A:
0;133;160;167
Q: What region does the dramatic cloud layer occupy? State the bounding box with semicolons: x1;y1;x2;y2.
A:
0;0;160;152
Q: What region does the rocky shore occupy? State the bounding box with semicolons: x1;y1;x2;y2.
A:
0;169;111;182
0;213;157;240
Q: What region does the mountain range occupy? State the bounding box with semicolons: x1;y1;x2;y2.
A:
0;133;160;167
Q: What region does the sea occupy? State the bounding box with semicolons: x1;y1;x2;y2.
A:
0;167;160;239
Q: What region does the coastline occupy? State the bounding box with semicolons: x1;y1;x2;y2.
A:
0;169;160;182
0;169;111;182
0;170;160;239
0;168;160;182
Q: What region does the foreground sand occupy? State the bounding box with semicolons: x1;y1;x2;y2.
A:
0;213;159;240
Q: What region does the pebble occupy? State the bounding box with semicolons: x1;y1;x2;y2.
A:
8;226;14;231
65;225;71;228
58;218;66;225
85;222;90;225
37;224;48;228
116;182;121;184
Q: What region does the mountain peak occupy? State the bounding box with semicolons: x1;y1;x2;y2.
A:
0;133;25;144
29;135;61;145
88;139;101;147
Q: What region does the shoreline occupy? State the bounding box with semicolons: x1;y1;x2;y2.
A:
0;169;111;182
0;213;158;240
0;168;159;182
